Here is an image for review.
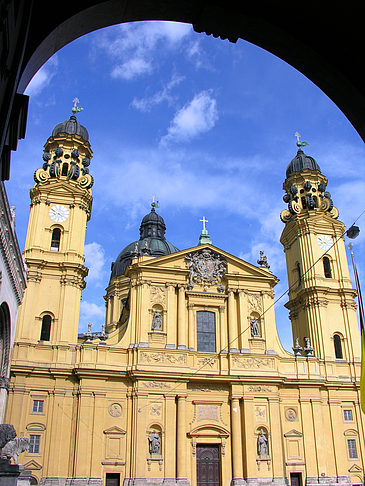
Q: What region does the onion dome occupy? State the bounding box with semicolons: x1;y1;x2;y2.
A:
111;205;179;278
52;115;89;142
286;149;321;178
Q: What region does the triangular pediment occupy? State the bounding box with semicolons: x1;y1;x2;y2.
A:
133;244;278;283
348;464;362;473
24;459;42;470
284;429;303;437
103;426;127;435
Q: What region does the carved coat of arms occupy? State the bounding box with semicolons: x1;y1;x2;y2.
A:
185;249;227;290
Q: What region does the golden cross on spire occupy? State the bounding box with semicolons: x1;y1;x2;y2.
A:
200;216;208;231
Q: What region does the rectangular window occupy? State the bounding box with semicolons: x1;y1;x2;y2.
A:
32;400;44;413
29;434;41;454
197;311;216;353
347;439;358;459
344;410;353;421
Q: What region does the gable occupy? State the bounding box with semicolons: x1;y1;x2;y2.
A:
133;244;278;284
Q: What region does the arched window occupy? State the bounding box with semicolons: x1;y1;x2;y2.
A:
40;315;51;341
323;256;332;278
61;163;68;176
50;228;61;251
334;334;343;359
296;263;302;287
196;311;216;353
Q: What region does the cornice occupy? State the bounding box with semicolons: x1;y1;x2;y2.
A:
0;182;26;304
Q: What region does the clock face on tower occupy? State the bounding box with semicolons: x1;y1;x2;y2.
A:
49;205;69;223
317;234;332;251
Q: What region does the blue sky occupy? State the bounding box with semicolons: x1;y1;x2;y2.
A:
6;21;365;351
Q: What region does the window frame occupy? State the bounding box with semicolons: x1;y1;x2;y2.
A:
347;438;358;459
29;434;41;454
50;227;61;252
323;256;332;278
32;399;44;414
333;333;343;359
40;314;52;341
196;310;217;353
344;409;353;422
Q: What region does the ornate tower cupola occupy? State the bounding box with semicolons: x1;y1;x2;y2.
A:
16;100;94;345
280;135;359;363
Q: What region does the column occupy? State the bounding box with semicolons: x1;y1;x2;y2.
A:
231;397;244;484
228;290;238;352
165;396;177;481
238;290;249;352
188;303;195;351
177;285;187;349
139;282;150;347
166;283;177;348
219;305;227;353
242;397;256;479
176;395;188;483
268;397;285;485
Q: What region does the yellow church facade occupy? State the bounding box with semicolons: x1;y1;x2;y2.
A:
4;114;364;486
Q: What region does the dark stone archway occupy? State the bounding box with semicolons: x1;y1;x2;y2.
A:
1;0;364;180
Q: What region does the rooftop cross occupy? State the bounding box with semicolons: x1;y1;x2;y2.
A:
200;216;208;231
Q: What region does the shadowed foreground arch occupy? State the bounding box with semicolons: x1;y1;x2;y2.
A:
1;0;365;180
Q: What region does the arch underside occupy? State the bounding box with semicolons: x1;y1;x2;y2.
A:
1;1;365;182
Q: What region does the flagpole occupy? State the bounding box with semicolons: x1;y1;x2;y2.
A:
349;243;365;413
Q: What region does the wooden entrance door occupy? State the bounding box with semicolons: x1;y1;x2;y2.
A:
196;444;220;486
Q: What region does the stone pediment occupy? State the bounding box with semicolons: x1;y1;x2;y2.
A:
103;426;127;435
348;464;362;472
24;459;42;470
136;244;278;283
188;424;230;438
284;429;303;437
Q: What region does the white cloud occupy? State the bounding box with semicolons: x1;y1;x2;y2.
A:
161;90;218;144
25;56;58;97
131;73;185;112
84;242;106;282
80;301;105;329
93;21;191;80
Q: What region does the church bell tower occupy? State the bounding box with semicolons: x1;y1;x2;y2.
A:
280;140;360;363
15;104;94;345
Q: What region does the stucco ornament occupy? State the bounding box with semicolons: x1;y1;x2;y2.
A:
185;249;227;290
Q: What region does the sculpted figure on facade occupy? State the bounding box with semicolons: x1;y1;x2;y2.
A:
257;428;268;457
250;316;261;337
151;310;162;331
148;430;161;455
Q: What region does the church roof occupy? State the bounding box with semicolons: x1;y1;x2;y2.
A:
286;148;320;178
111;205;179;278
52;115;89;141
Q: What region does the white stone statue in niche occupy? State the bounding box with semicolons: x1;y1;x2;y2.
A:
257;428;268;456
148;430;161;454
151;310;162;331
